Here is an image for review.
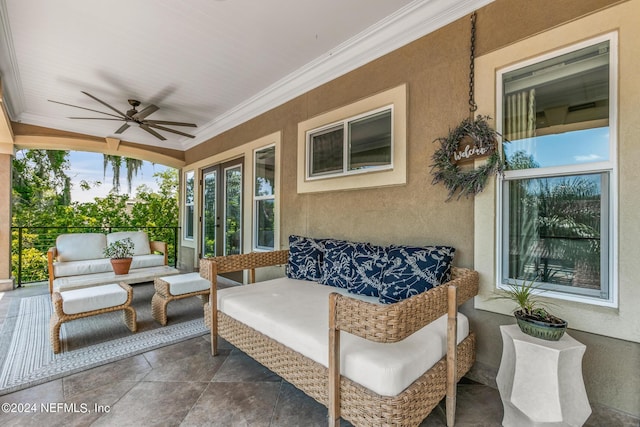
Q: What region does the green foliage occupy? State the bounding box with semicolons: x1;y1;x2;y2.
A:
491;277;559;322
103;238;134;259
12;150;179;283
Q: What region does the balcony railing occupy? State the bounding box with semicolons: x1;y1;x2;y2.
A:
11;226;179;287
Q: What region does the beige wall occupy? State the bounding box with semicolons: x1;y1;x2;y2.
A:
182;0;638;417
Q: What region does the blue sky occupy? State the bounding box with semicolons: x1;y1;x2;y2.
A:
67;151;172;203
503;127;609;168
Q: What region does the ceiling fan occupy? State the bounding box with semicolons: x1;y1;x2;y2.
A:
48;91;197;141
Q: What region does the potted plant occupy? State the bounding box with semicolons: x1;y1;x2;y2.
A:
104;237;135;275
493;278;568;341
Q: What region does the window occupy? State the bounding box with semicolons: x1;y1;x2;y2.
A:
254;146;275;250
498;34;617;305
307;107;392;179
184;170;195;240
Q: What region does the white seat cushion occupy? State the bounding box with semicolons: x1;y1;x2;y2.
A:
60;283;128;314
217;277;469;397
161;272;210;295
54;258;113;277
130;254;165;269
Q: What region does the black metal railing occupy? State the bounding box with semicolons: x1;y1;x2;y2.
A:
11;226;180;287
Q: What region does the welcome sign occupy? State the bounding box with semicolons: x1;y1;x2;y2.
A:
452;135;495;164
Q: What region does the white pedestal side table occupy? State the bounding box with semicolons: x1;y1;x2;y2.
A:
497;324;591;427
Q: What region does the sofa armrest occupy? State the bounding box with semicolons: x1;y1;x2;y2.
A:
330;267;479;344
149;241;168;265
200;250;289;356
47;247;58;294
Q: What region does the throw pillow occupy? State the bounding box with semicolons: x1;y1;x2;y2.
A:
349;243;388;296
379;245;455;304
320;239;354;289
321;240;387;296
286;235;325;281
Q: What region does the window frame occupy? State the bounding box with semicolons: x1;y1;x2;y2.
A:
495;32;619;307
305;105;394;181
253;144;276;251
183;170;195;241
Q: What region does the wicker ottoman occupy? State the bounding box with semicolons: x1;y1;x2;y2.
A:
152;272;210;326
50;282;137;354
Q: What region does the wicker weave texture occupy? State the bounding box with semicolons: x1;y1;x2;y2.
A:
199;250;289;280
151;277;209;326
49;282;137;354
333;267;478;343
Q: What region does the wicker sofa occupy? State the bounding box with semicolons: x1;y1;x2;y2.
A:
47;231;169;294
201;240;479;427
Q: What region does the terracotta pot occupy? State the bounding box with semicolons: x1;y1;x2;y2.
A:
110;258;132;275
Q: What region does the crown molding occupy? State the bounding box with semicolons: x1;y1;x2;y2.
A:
184;0;494;150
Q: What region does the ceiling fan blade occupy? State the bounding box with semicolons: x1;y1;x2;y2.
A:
144;119;197;127
48;100;123;119
68;117;125;121
146;123;196;138
115;123;131;134
81;91;128;118
133;104;159;120
140;124;166;141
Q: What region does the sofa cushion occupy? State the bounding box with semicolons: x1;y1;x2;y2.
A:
130;254;166;270
107;231;151;256
54;258;113;277
321;239;387;296
56;233;107;262
379;245;455;304
286;235;325;281
217;277;469;397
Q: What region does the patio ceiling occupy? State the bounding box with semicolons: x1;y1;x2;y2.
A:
0;0;492;152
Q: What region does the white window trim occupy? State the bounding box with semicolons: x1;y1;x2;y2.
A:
253;144;276;251
297;84;406;193
495;32;619;308
305;105;394;181
183;170;195;241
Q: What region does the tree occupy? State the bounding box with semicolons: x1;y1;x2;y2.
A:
12;149;72;223
103;155;143;194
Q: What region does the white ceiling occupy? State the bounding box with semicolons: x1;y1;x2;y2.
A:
0;0;491;151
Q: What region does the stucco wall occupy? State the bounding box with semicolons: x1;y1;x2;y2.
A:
182;0;638;417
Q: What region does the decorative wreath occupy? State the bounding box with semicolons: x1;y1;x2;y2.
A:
430;115;506;200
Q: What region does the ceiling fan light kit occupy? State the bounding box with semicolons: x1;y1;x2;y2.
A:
48;91;197;141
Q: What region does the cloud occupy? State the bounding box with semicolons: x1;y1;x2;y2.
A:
574;153;604;162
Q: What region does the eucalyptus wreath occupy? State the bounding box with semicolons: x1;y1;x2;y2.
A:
430;115;506;200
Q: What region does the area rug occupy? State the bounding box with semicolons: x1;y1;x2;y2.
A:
0;282;209;395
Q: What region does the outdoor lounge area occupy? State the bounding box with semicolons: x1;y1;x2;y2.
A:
1;0;639;426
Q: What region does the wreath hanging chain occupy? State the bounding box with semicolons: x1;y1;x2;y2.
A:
429;12;507;201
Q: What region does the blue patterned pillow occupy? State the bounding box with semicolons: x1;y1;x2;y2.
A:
378;245;455;304
286;235;325;281
320;239;354;289
321;240;387;296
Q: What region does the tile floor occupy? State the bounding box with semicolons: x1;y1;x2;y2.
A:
0;285;636;426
